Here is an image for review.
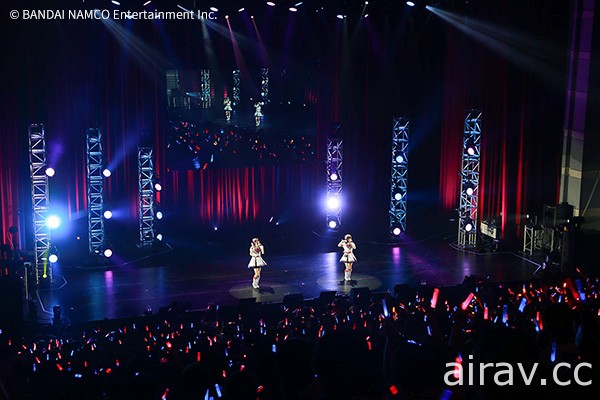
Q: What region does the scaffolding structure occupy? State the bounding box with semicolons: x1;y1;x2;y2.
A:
138;147;155;247
260;68;269;102
389;117;409;236
201;69;211;108
326;138;343;229
86;128;105;255
232;70;240;105
28;124;52;284
458;110;482;248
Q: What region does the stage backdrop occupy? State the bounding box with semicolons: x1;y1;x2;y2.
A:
0;0;569;250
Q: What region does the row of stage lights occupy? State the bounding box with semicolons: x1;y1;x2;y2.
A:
106;0;424;20
43;166;164;261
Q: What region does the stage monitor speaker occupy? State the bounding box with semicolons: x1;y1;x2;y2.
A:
318;291;336;305
350;287;371;306
283;293;304;309
393;284;415;303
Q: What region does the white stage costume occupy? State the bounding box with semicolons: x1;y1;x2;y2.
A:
338;241;357;263
248;244;267;268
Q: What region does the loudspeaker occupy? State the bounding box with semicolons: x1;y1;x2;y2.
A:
283;293;304;309
393;284;415;303
350;287;371;306
318;291;336;305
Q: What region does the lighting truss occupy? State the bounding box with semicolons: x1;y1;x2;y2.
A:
232;69;240;105
201;69;211;109
389;117;408;236
86;128;105;255
138;147;155;247
260;68;269;102
326;138;343;229
458;109;482;248
28;124;52;284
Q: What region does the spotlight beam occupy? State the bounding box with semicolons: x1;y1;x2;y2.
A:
426;6;565;89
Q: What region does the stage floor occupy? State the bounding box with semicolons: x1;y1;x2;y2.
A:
31;231;544;325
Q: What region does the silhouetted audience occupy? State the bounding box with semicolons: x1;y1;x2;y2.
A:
1;274;600;399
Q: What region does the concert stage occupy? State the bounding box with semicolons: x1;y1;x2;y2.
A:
31;230;542;325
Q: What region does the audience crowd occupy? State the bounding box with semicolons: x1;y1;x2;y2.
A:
1;272;599;399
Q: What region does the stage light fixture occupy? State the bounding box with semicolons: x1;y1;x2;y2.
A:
326;195;341;211
46;214;62;230
465;138;477;156
111;0;120;5
267;1;276;6
225;15;229;19
103;210;113;219
48;248;59;264
393;227;401;236
461;218;474;232
406;1;415;6
210;7;218;12
102;168;112;177
295;1;303;5
156;211;163;220
364;14;369;18
394;193;403;201
156;233;163;241
329;172;338;181
238;7;245;12
289;7;297;12
336;14;344;19
395;154;405;163
154;182;162;191
143;1;152;6
103;248;113;258
328;220;338;229
45;167;56;177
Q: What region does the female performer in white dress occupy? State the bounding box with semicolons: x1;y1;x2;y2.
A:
254;101;264;126
248;238;267;289
338;234;356;282
223;96;232;121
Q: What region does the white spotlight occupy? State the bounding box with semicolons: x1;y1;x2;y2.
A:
45;167;56;177
48;253;59;264
326;196;341;210
156;211;163;220
336;14;344;19
393;227;401;236
394;193;403;201
289;7;297;12
156;234;163;241
238;7;245;12
328;220;338;229
466;187;474;196
406;1;415;6
46;215;62;230
396;155;404;163
103;210;113;219
102;168;112;177
103;248;113;258
154;182;162;191
467;146;476;156
267;1;276;6
329;172;338;181
143;0;152;6
210;6;218;12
